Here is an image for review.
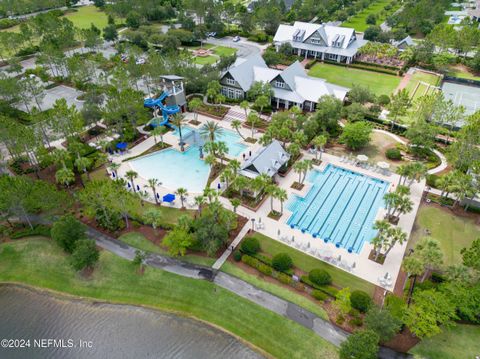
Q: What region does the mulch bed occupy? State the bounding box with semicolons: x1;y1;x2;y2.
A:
290;182;304;190
368;250;386;265
267;211;282;221
382;328;420;353
323;301;364;333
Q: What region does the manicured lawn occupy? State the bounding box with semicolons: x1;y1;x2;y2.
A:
410;324;480;359
247;233;376;295
0;237;339;359
129;199;194;224
194;55;218;65
408;205;480;267
446;65;480;81
213;46;237;57
341;0;399;32
221;262;329;320
404;71;442;100
308;62;401;96
63;6;114;31
118;232;216;267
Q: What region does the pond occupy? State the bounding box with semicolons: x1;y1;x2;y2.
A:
0;285;263;359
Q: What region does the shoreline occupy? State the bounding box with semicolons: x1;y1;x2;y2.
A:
0;282;272;359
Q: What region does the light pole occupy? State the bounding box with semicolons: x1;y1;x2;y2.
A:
250;218;255;232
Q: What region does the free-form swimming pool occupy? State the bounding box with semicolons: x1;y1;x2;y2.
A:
174;126;247;157
129;146;209;193
287;164;389;254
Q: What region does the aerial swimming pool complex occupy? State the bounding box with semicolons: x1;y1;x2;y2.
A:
128;126;246;193
287;164;389;254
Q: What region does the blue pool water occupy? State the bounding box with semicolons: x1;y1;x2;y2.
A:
129;146;209;193
287;164;389;254
174;126;247;157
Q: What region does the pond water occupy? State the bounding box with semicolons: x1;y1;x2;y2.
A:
0;286;263;359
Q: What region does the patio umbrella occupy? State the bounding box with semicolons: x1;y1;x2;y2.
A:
377;161;390;170
162;193;176;203
356;154;368;162
116;142;127;150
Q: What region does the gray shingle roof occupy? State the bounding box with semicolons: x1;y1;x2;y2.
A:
240;140;290;178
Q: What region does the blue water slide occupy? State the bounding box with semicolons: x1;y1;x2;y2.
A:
144;91;180;127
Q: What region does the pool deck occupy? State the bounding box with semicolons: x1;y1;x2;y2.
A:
109;111;424;291
211;151;424;292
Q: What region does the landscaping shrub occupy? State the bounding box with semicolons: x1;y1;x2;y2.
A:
377;94;391;106
311;289;328;301
258;262;273;276
350;290;372;313
336;314;345;325
233;250;242;262
349;317;364;327
426;174;439;187
308;269;332;286
10;225;51;239
272;253;293;271
277;272;293;285
241;236;260;255
385;148;402;160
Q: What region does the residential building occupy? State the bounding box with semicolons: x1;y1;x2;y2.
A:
240;140;290;179
392;36;414;51
273;21;368;64
219;54;349;111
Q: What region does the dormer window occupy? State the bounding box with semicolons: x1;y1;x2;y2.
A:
226;78;235;85
275;80;285;88
292;29;305;42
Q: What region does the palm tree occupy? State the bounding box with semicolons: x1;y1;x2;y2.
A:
108;162;120;179
383;226;407;257
205;154;216;171
265;184;277;213
228;159;241;177
240;100;249;119
126;170;138;192
189;97;202;122
194;195;205;215
373;219;391;260
216;141;228;165
151;126;166;146
254;95;269;115
200;120;224;143
231;119;245;140
74;156;92;185
301;160;313;184
230;198;241;213
220;168;234;188
233;175;249;197
437;171;456;198
396;164;410;186
293;161;303;184
277;188;288;214
407;162;427;186
383;191;402;218
203;187;216;203
55;167;75;188
451;172;475;208
247;112;260;139
145;178;161;204
312;135;327;162
171;113;186;150
176;187;188;208
143;208;162;234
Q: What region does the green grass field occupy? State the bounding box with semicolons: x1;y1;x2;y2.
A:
194;55;218;65
446;66;480;81
244;233;376;295
410;324;480;359
341;0;399;32
0;237;339;359
213;46;237;57
408;205;480;266
404;71;442;100
118;232;216;267
308;62;401;96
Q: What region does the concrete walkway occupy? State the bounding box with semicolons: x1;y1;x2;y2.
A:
212;222;250;270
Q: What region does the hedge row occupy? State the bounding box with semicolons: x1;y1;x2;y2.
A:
240;249;294;275
10;224;51;239
300;275;339;298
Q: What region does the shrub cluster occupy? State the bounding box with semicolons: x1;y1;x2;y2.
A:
350;290;372;313
385;148;402;160
272;253;293;271
10;224;51;239
308;269;332;286
311;289;328;301
241;237;260;255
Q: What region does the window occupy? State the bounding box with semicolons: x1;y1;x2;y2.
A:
275;80;285;88
311;39;321;44
226;78;235;85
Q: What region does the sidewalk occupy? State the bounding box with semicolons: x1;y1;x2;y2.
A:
212;222;250;270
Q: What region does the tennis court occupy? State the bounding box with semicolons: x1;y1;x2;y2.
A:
441;81;480;115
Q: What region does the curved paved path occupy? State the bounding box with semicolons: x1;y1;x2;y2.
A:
27;216;410;358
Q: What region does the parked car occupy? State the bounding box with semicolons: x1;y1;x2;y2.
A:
233;36;240;42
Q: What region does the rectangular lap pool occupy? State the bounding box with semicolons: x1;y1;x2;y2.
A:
287;164;389;254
